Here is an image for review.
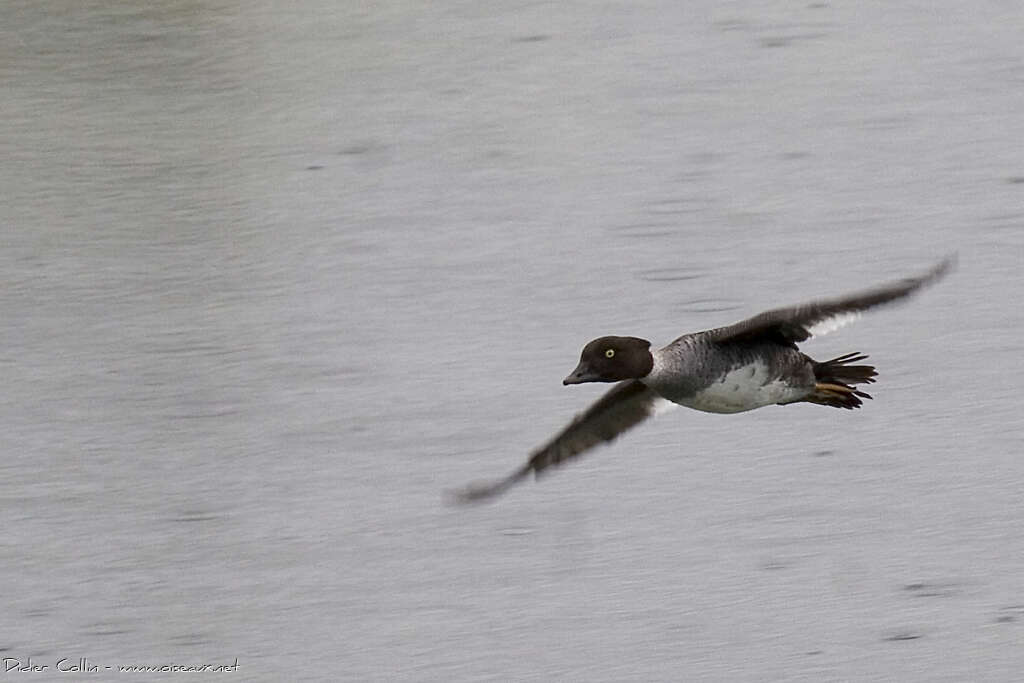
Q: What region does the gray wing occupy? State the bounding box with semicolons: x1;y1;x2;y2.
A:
703;256;954;346
449;380;662;504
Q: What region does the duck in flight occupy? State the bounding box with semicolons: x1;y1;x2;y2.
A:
452;257;954;504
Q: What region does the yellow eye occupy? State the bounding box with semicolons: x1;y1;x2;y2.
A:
605;348;615;358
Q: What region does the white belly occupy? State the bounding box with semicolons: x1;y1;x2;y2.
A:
677;361;808;414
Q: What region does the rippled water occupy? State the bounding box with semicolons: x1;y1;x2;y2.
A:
2;1;1023;681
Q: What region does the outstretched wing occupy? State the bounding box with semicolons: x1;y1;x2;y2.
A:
704;256;954;346
449;380;664;504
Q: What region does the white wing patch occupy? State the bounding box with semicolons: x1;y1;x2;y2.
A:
807;310;862;337
651;396;679;417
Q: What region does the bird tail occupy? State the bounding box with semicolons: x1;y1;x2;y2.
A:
803;352;877;409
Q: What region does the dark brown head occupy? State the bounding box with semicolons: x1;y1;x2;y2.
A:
563;336;653;385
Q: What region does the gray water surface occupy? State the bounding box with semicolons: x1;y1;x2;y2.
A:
2;1;1023;681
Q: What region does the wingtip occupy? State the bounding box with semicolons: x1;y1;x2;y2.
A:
899;254;956;294
932;253;957;279
446;463;533;506
445;482;503;506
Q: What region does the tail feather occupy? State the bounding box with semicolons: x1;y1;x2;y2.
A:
804;352;877;409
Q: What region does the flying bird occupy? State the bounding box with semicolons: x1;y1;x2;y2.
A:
452;257;954;503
